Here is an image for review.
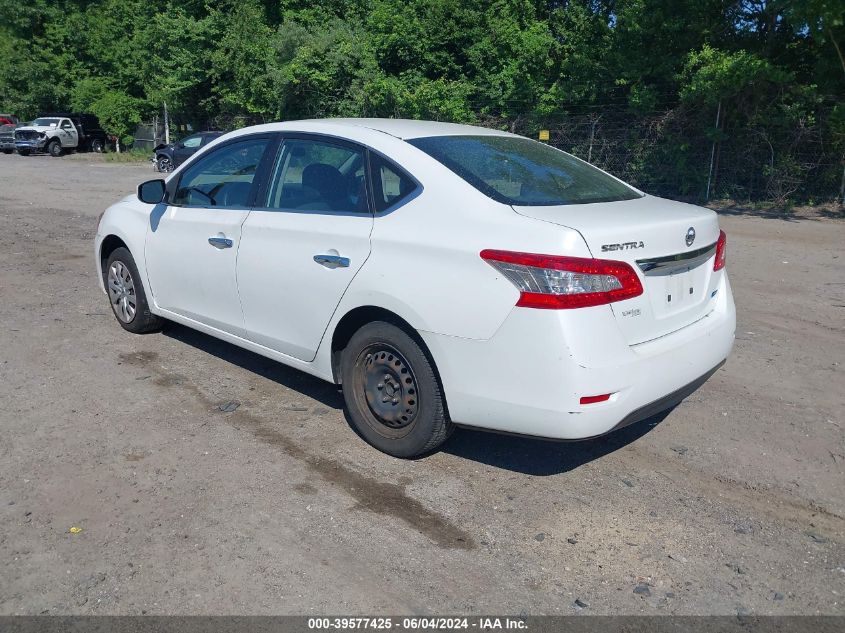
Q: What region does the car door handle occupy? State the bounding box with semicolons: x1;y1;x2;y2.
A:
313;254;350;268
208;236;233;249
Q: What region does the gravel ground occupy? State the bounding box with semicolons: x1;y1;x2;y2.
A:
0;153;843;615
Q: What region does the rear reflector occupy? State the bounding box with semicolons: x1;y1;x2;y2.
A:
580;393;612;405
713;230;727;271
480;250;643;309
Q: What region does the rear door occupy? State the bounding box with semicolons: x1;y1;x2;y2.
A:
145;134;274;336
237;134;374;361
173;134;203;166
200;133;221;148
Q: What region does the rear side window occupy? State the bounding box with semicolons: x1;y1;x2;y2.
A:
409;135;641;206
265;138;369;213
370;154;418;212
173;137;269;208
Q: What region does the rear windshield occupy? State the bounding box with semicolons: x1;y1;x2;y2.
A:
408;135;642;206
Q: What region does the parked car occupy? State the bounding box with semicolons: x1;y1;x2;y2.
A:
14;113;108;156
0;123;19;153
95;119;735;458
153;131;224;172
0;114;19;126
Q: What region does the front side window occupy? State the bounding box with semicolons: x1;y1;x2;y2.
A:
265;138;368;213
61;120;73;130
409;135;642;206
181;135;203;148
172;137;269;208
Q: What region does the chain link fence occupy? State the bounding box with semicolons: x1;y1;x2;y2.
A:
536;104;843;206
142;103;844;206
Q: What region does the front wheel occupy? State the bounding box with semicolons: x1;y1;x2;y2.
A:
47;139;63;157
18;149;30;156
341;321;453;458
105;247;163;334
156;155;173;173
2;149;12;154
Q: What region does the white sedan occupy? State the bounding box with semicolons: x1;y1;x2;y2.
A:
95;119;735;457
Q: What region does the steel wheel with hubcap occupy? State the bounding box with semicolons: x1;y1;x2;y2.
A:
341;321;452;457
104;247;163;334
108;260;137;323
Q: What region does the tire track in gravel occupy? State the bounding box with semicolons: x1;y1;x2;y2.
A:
117;351;476;551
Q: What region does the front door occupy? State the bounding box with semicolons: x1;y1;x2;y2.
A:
145;134;273;337
237;135;374;361
59;119;78;147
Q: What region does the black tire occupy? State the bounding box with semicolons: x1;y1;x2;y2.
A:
341;321;452;458
18;149;30;156
47;139;63;157
2;149;12;154
104;247;163;334
91;138;104;153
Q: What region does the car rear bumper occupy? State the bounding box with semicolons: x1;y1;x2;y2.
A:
589;358;725;438
420;274;736;440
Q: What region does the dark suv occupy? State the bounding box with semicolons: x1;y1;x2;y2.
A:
0;114;20;153
153;131;224;172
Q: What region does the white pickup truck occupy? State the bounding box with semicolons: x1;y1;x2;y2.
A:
14;113;108;156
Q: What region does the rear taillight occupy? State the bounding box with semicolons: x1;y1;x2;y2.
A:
713;230;727;271
480;249;643;309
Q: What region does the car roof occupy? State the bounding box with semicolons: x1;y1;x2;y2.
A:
325;118;517;140
237;118;519;141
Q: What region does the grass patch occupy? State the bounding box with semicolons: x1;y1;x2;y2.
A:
102;149;151;164
706;197;844;220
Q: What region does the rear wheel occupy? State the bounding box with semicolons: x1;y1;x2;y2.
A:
90;138;105;153
341;321;452;458
105;247;163;334
47;139;63;157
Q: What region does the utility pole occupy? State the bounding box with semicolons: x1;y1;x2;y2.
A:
587;115;601;164
163;101;170;145
705;100;721;202
840;162;845;206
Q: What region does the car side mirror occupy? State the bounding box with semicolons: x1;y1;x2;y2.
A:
138;179;166;204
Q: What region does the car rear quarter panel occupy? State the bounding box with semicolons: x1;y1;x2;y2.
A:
325;136;594;342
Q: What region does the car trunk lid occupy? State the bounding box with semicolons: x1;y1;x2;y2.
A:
512;195;722;345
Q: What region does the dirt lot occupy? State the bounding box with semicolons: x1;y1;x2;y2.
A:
0;153;843;616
